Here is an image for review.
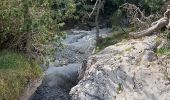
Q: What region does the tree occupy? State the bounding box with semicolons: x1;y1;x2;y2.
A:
89;0;105;45
0;0;76;62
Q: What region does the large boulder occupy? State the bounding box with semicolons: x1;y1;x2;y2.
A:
70;35;170;100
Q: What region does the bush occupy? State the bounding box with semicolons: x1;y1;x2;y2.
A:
0;0;76;63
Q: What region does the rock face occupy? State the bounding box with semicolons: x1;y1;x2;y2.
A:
70;35;170;100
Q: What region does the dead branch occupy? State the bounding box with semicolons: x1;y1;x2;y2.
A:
89;0;99;17
89;0;105;17
129;5;170;38
120;3;147;20
119;3;154;30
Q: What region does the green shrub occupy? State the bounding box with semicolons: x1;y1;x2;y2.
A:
0;0;76;63
0;50;43;100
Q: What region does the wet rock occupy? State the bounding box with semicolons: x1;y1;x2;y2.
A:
31;85;71;100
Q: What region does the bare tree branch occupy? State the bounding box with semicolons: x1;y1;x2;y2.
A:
89;0;99;17
129;5;170;38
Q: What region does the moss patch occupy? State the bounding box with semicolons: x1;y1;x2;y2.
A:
96;29;129;52
0;50;43;100
156;47;170;55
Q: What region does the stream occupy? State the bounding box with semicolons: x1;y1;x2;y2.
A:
31;28;112;100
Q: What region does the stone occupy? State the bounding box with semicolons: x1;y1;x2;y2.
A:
70;35;170;100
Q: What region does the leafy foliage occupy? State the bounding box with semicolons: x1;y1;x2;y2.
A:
0;0;168;60
0;0;76;62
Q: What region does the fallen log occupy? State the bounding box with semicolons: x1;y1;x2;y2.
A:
129;5;170;38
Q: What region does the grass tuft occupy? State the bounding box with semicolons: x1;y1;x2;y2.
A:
0;50;43;100
156;47;170;55
96;29;129;52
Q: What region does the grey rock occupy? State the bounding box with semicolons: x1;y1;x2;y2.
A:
70;35;170;100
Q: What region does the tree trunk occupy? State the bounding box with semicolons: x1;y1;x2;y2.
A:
95;0;101;45
23;0;32;54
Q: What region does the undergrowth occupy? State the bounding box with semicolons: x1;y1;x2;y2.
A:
95;28;130;52
0;50;43;100
156;31;170;55
156;47;170;55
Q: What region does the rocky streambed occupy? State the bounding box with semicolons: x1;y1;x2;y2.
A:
30;28;112;100
30;28;170;100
